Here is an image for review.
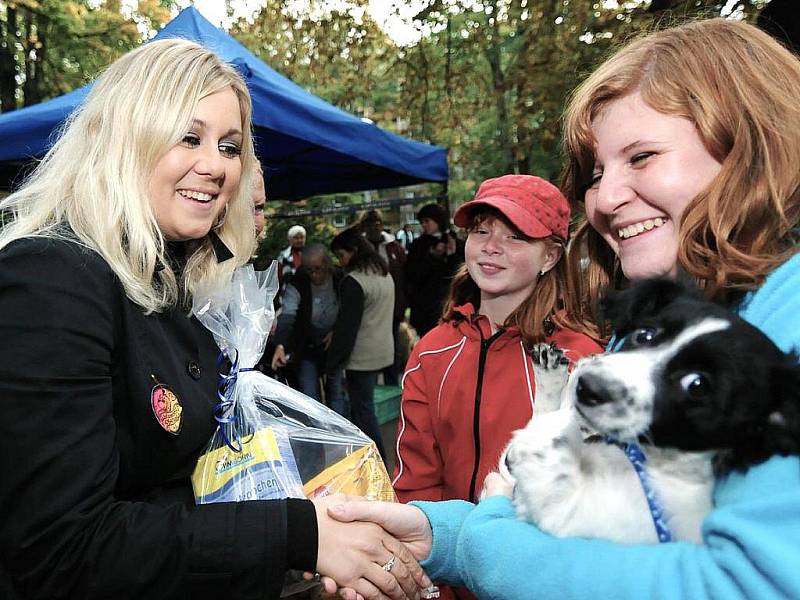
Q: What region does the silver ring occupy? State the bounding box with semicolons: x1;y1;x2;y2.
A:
381;555;397;572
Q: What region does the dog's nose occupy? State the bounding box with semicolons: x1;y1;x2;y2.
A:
575;373;614;406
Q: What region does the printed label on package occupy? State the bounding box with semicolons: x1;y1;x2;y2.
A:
192;426;305;504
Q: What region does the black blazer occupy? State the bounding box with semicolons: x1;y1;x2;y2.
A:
0;237;315;600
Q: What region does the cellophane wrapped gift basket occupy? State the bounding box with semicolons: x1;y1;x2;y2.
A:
190;263;395;596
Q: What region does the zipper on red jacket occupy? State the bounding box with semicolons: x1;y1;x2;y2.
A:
468;327;505;502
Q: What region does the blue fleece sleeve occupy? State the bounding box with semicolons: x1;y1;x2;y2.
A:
436;458;800;600
412;499;474;586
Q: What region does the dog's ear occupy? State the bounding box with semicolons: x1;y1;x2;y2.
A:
601;278;698;333
765;357;800;456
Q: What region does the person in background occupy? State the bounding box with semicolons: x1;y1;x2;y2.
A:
327;228;395;459
395;223;415;250
393;175;603;600
0;38;429;600
360;209;407;385
323;17;800;600
271;244;345;413
252;163;266;238
248;163;279;371
405;203;463;337
277;223;306;286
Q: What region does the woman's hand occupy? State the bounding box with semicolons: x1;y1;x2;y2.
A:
429;242;446;258
445;235;457;256
481;471;513;499
313;495;432;600
326;500;433;563
271;344;288;370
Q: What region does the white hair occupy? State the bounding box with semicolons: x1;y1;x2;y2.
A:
288;225;306;239
0;39;257;313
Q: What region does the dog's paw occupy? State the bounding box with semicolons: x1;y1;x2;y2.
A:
531;341;569;369
502;409;583;524
530;342;570;414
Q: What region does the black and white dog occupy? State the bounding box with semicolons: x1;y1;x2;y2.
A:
499;278;800;544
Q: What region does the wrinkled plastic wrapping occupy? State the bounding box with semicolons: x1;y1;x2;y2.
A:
190;263;395;507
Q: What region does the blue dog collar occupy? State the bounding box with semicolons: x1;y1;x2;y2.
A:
605;333;672;542
608;439;673;543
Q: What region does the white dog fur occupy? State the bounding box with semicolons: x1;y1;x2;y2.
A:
497;340;715;544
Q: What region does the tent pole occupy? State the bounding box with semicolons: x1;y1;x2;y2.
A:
439;180;450;215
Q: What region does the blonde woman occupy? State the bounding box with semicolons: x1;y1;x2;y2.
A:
325;19;800;600
0;40;426;600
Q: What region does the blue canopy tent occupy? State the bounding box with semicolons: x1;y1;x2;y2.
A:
0;6;448;201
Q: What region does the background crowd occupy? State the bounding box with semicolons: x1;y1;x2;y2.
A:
259;201;467;459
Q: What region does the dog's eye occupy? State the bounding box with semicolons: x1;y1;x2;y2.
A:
626;327;659;347
680;372;712;399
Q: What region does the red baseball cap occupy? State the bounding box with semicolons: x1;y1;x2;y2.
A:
453;174;570;241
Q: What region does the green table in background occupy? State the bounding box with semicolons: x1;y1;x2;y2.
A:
374;384;402;473
374;384;401;426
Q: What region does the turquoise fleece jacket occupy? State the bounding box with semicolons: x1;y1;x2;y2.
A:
415;252;800;600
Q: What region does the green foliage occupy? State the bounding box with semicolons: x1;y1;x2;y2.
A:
0;0;775;210
227;0;776;202
228;0;771;241
229;0;401;123
392;0;769;185
0;0;177;111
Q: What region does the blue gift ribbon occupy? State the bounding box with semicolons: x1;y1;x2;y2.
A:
213;349;255;453
607;439;673;543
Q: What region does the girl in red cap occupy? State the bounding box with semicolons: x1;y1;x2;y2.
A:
392;173;602;599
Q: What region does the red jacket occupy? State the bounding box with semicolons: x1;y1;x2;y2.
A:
393;304;603;504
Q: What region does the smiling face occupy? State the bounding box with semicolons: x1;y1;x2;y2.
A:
148;87;243;241
465;214;561;310
289;231;306;249
585;92;722;280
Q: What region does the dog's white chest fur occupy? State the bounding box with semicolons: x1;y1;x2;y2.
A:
501;343;715;544
505;407;713;543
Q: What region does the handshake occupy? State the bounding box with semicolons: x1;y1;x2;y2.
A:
311;495;441;600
